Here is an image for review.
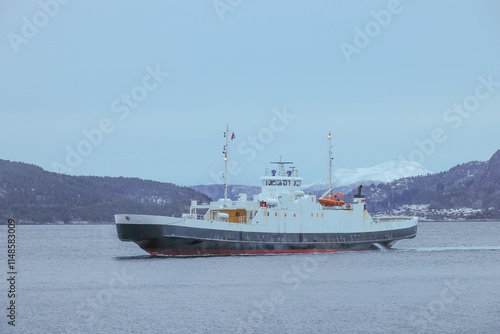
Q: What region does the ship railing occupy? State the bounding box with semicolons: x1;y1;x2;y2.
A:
373;216;413;223
182;213;205;220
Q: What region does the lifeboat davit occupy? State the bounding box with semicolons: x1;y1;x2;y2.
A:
318;192;345;206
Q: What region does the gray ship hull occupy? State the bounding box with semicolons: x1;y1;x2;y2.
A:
116;222;417;256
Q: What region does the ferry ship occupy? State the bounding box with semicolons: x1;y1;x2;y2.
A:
115;127;418;256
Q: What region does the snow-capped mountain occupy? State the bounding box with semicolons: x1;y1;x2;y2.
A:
192;160;431;200
303;160;432;193
353;149;500;219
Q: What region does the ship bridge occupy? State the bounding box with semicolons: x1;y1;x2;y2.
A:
256;160;304;201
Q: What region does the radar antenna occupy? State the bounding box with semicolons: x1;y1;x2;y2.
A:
270;156;293;176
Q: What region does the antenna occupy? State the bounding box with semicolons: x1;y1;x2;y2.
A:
320;132;334;199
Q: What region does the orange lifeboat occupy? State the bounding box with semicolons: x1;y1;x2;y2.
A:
318;192;345;206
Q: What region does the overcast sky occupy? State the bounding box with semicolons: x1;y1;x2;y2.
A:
1;0;499;186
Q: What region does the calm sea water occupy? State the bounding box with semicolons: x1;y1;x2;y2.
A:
1;221;499;334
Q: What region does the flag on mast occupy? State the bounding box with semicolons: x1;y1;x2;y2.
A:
231;132;235;140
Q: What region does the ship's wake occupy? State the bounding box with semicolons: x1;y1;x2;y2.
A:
114;255;158;260
392;246;500;252
373;243;388;251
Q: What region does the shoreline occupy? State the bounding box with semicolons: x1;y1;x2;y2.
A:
2;219;500;226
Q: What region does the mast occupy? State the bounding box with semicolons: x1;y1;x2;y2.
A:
328;131;332;191
320;131;334;199
223;123;230;206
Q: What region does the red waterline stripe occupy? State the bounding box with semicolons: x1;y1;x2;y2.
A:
144;248;375;257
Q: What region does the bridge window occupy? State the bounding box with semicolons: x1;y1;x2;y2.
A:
276;180;282;186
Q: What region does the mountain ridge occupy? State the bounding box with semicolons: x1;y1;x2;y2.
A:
0;159;210;224
193;151;500;220
1;150;499;223
345;150;500;219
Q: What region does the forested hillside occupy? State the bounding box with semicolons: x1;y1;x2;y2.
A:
2;150;499;223
345;150;500;219
0;160;210;224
